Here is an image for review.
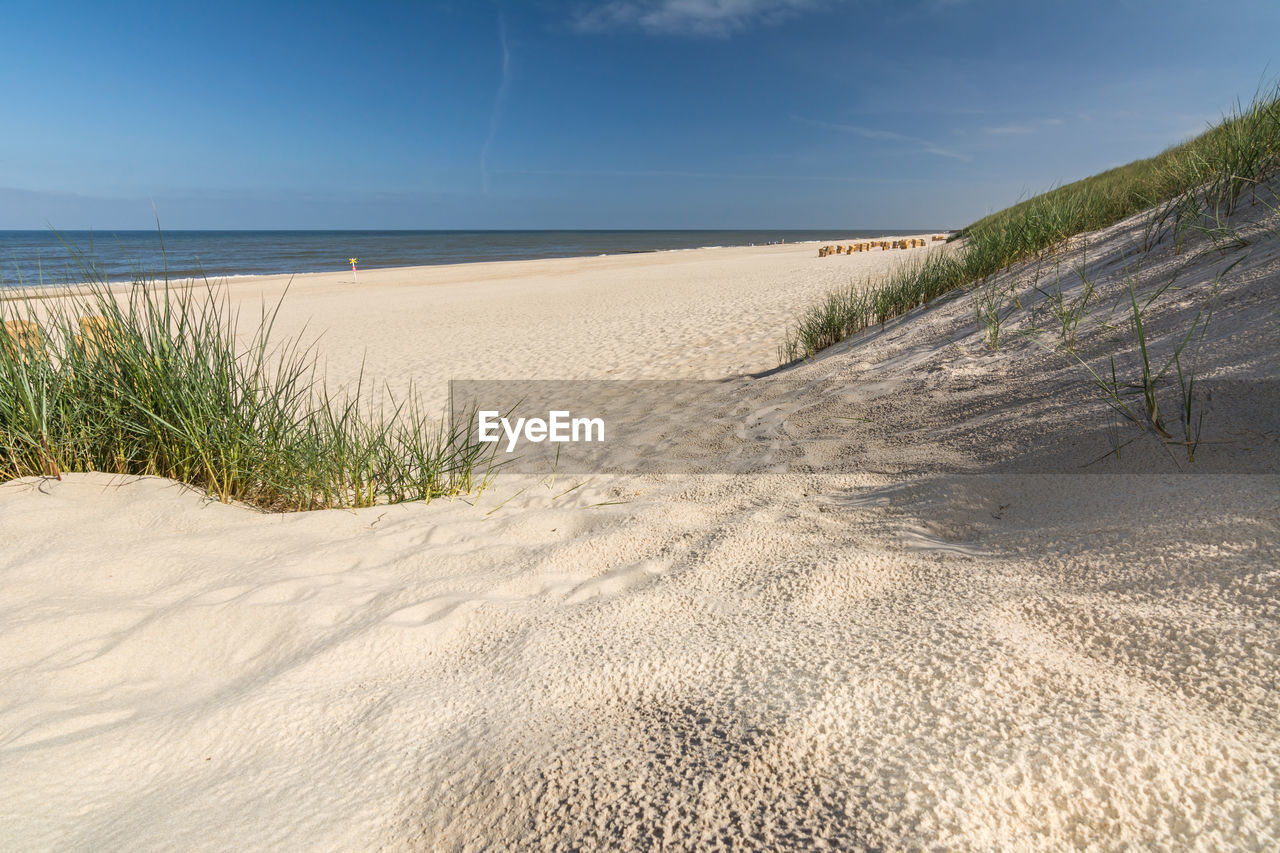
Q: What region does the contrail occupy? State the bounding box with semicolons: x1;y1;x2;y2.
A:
481;7;511;195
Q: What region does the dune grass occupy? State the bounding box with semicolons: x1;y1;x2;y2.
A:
1;276;492;511
781;84;1280;361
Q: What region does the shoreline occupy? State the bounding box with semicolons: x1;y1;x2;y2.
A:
1;232;944;295
4;236;949;408
0;229;950;289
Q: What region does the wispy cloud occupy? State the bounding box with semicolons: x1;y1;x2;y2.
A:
984;117;1064;135
985;124;1035;135
573;0;818;37
793;116;970;161
500;167;939;184
481;7;512;195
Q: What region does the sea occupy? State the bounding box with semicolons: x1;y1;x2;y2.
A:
0;229;918;286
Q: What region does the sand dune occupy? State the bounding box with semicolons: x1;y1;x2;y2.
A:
1;210;1278;852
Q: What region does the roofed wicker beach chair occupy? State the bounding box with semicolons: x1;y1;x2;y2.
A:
2;319;44;360
75;315;116;355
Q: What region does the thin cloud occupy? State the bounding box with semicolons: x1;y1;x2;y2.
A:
793;116;970;161
573;0;818;37
481;7;512;195
500;168;941;184
984;117;1065;135
985;124;1036;135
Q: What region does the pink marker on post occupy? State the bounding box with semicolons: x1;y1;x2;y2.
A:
349;257;358;283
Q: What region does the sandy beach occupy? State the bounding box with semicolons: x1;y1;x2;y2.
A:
173;237;946;402
2;207;1278;853
9;0;1280;847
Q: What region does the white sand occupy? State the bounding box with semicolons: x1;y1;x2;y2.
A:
1;215;1278;852
184;237;943;402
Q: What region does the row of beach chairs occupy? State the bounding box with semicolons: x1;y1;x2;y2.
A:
818;234;948;257
2;316;114;358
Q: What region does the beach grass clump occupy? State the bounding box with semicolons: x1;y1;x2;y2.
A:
0;278;491;511
1069;262;1228;464
779;249;967;359
782;83;1280;361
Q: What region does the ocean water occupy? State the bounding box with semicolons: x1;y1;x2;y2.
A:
0;229;919;286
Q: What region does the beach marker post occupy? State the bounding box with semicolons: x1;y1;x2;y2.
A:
349;257;358;283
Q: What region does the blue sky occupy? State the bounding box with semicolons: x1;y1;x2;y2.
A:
1;0;1276;229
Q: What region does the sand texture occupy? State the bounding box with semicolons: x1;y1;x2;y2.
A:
1;210;1278;852
143;237;946;401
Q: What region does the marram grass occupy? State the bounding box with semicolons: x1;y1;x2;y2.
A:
1;277;493;511
781;83;1280;361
